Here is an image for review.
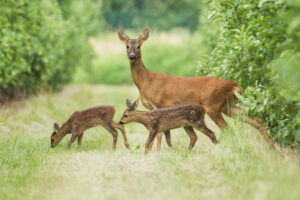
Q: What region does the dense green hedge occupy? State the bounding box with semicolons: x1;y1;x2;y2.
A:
0;0;101;100
197;0;299;146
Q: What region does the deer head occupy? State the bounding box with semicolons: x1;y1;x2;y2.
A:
118;28;149;61
119;98;139;124
50;123;62;148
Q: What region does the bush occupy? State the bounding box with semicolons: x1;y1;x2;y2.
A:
197;0;299;146
0;0;101;101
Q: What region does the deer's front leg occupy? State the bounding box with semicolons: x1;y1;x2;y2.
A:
145;130;157;155
77;133;84;148
156;132;163;151
67;134;78;148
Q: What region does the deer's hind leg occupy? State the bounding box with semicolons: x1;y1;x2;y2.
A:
183;126;198;151
112;121;130;149
103;124;118;150
193;121;217;144
223;105;275;150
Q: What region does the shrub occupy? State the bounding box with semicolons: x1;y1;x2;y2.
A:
197;0;299;146
0;0;101;101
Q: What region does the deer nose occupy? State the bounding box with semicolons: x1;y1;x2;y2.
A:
129;55;136;60
119;121;124;124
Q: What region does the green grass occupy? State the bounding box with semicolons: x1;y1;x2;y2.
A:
72;31;201;84
0;84;300;200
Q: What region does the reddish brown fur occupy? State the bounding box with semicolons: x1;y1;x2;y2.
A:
119;98;217;154
118;28;275;150
50;105;130;150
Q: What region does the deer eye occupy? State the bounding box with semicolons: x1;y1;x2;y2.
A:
126;45;129;49
124;114;128;117
137;46;140;49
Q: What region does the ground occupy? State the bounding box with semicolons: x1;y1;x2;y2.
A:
0;84;300;200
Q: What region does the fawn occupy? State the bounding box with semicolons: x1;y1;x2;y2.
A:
50;105;130;150
119;98;217;154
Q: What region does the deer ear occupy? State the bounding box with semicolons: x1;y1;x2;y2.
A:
118;29;130;43
126;98;132;107
132;98;139;110
53;123;60;132
138;27;149;44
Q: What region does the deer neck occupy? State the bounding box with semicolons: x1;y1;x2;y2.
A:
132;111;150;128
130;58;153;90
58;122;70;138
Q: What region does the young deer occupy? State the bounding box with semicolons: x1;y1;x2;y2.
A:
119;98;217;154
50;105;130;150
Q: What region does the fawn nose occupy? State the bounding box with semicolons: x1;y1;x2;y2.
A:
129;55;136;60
119;121;124;124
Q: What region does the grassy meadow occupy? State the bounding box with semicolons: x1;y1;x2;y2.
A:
1;84;300;200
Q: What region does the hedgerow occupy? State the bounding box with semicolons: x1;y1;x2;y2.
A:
0;0;101;101
197;0;299;146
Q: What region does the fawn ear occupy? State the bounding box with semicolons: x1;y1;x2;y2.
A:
137;27;149;44
118;29;130;43
126;98;132;107
131;98;139;110
53;123;60;132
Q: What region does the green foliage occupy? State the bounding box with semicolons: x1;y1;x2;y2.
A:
0;0;101;99
101;0;200;30
197;0;300;146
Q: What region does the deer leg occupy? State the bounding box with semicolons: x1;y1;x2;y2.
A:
77;133;84;148
193;122;218;144
164;130;173;149
156;132;163;151
145;131;157;154
112;121;130;149
224;106;275;150
104;125;118;151
183;126;198;151
67;134;78;148
207;111;227;130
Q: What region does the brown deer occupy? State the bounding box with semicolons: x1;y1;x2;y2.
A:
119;98;217;154
118;28;275;150
50;105;130;150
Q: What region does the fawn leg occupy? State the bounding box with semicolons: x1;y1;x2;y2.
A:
145;131;157;154
194;121;217;144
104;125;118;150
67;134;78;148
112;121;130;149
184;126;198;151
77;133;83;148
164;130;173;149
156;132;163;151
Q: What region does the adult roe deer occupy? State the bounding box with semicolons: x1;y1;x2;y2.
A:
118;28;275;150
119;98;217;154
50;105;130;150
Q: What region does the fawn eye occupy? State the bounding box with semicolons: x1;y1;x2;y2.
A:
126;45;129;49
124;114;128;117
137;46;140;49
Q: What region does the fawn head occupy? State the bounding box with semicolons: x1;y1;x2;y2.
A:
119;98;139;124
118;28;149;61
50;123;61;148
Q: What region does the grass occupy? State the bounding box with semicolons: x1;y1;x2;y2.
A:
72;30;202;84
0;84;300;200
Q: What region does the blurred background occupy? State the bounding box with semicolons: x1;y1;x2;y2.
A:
0;0;299;146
